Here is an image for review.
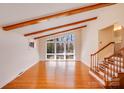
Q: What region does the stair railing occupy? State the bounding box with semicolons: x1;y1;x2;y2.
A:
104;47;124;83
90;42;115;72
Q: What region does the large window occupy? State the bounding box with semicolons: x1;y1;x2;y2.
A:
46;34;75;60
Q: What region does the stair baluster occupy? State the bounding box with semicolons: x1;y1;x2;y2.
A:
119;56;121;72
90;46;124;88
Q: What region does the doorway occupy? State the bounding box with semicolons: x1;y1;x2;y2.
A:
98;24;124;61
98;25;114;61
113;24;124;52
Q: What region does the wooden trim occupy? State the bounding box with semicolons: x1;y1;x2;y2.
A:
3;3;115;31
34;25;86;39
91;42;115;55
24;17;97;36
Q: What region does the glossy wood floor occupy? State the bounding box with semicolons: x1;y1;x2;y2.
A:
3;61;103;89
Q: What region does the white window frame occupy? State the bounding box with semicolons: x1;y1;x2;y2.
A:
46;34;75;61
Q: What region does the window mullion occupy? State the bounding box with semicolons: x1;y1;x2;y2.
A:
46;33;75;60
55;41;56;60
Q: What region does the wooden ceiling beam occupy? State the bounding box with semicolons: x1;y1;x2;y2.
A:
24;17;97;36
34;25;86;40
3;3;115;31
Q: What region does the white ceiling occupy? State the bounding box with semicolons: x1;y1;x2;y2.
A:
0;3;93;26
0;3;115;38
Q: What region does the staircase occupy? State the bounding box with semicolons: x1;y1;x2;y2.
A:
89;42;124;88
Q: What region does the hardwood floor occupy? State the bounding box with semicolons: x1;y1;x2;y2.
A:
3;61;103;89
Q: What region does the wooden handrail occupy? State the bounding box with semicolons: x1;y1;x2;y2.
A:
91;42;115;55
119;47;124;51
90;42;115;71
90;41;124;86
105;47;124;59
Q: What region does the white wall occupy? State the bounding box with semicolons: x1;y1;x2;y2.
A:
81;4;124;66
98;26;114;61
1;4;124;88
37;29;82;61
0;28;39;88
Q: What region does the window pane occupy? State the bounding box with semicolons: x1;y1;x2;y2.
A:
46;34;75;60
66;55;74;59
72;34;75;41
56;37;64;42
66;42;74;53
56;38;59;42
47;43;55;53
68;34;72;42
47;55;54;59
56;55;64;59
56;43;64;53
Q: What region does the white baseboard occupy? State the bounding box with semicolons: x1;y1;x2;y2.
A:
89;70;105;86
0;60;40;88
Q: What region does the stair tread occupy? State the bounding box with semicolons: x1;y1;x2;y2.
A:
99;63;109;68
105;61;119;66
99;67;117;78
90;47;124;87
100;64;117;74
108;59;123;62
90;69;120;87
99;62;124;72
99;67;105;73
107;61;123;68
90;69;105;80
